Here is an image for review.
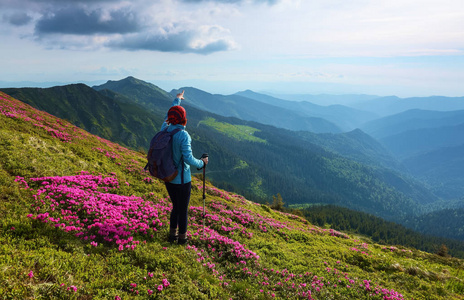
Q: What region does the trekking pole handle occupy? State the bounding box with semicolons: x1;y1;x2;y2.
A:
198;153;208;170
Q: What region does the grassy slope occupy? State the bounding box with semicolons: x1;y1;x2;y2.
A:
0;91;463;299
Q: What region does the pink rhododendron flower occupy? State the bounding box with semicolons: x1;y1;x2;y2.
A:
162;278;170;287
67;285;77;292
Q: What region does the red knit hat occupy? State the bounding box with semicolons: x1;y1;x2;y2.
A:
168;105;187;125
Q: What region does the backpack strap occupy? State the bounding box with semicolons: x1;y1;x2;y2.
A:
170;128;183;136
170;128;184;185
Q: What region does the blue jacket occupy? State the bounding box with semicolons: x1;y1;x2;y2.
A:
161;97;205;184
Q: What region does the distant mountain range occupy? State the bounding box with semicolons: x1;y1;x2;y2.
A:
2;76;464;241
360;109;464;139
351;95;464;117
264;93;380;107
234;90;377;131
360;109;464;200
379;122;464;159
168;87;343;133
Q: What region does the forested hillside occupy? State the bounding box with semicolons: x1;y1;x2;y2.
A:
301;205;464;258
1;84;164;150
93;76;173;108
404;208;464;241
402;144;464;200
360;108;464;200
295;129;403;171
1;91;464;299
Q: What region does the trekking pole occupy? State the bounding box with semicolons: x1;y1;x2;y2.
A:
200;153;208;235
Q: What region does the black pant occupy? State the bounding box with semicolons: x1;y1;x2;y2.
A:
165;182;191;235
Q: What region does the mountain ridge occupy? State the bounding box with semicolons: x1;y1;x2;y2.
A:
380;122;464;159
361;109;464;139
235;90;378;131
352;95;464;117
1;84;164;150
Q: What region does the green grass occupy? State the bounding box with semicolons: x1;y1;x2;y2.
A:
198;117;267;143
1;91;464;299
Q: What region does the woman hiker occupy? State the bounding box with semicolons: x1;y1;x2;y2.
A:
162;90;208;244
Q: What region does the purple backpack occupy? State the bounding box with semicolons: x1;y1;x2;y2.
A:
145;128;183;182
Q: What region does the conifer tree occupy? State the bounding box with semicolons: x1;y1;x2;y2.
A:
271;193;285;211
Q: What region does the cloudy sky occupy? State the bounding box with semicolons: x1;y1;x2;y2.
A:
1;0;463;97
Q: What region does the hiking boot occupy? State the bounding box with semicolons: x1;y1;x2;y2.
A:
168;235;178;243
178;237;188;245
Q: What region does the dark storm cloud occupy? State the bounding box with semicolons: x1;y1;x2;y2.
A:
35;7;140;35
3;12;33;26
108;30;233;54
30;0;115;3
1;0;236;54
0;0;114;11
